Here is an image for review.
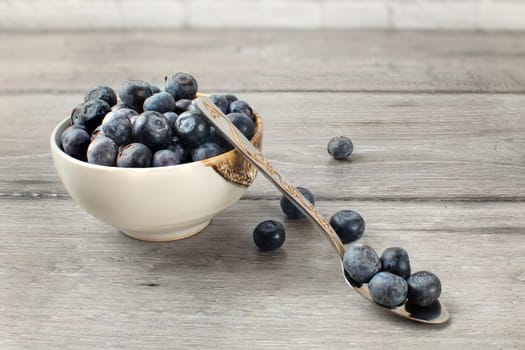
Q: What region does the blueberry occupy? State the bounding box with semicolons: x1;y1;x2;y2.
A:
130;114;139;125
163;112;178;135
209;94;229;114
342;243;381;284
380;247;411;279
84;85;117;107
174;99;193;114
152;149;183;167
119;80;153;113
369;272;408;308
253;220;286;251
222;94;238;107
132;111;171;150
329;210;365;244
328;136;353;160
191;142;222;161
167;137;189;163
229;100;253;120
117;143;152;168
71;99;111;133
101;109;134;146
143;92;176;114
61;126;91;161
174;111;210;147
91;125;104;140
209;126;232;151
165;72;198;100
112;103;133;112
150;85;161;94
280;186;315;219
407;271;442;307
227;112;255;140
87;136;117;166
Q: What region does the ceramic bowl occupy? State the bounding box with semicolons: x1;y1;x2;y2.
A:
50;108;263;242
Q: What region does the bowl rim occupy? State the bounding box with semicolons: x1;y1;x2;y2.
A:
51;101;263;173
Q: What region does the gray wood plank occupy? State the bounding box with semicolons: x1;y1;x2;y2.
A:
1;92;524;200
1;198;524;349
1;31;525;93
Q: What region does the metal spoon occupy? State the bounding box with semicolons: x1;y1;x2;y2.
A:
195;97;450;324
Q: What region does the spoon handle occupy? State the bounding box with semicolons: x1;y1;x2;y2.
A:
195;97;346;257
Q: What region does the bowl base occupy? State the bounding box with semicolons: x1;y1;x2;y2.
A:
119;220;212;242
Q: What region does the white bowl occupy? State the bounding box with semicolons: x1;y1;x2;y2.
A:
50;111;263;242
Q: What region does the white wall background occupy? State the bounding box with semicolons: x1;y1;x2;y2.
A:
0;0;524;31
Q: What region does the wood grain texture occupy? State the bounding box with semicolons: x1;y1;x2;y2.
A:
1;92;524;200
2;31;525;93
1;199;524;349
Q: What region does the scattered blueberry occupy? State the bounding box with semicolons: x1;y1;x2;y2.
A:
327;136;353;160
174;99;193;114
71;99;111;133
209;94;229;114
229;100;253;120
143;92;176;114
133;111;171;150
407;271;442;307
227;112;255;140
84;85;117;107
329;210;365;244
174;111;210;147
253;220;286;251
191;142;222;161
152;149;183;167
165;72;198;100
342;243;381;284
380;247;411;280
223;94;238;107
101;109;134;146
87;136;117;166
61;126;91;161
280;186;315;219
119;80;153;113
369;272;408;308
117;143;152;168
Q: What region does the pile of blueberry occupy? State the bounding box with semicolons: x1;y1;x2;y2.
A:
60;72;257;167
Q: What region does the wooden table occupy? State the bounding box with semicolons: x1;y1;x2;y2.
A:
1;31;524;349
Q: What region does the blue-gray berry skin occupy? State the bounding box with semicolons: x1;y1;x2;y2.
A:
167;136;188;162
91;125;104;141
119;80;153;113
227;112;255;140
342;244;381;284
174;99;193;114
229;100;253;120
407;271;442;307
112;102;133;112
280;186;315;219
101;109;134;146
152;149;183;167
87;136;117;166
369;272;408;308
71;99;111;134
329;210;365;244
84;85;117;107
163;112;178;136
150;85;161;94
209;126;232;151
327;136;353;160
223;94;238;107
253;220;286;251
117;143;152;168
174;111;210;147
61;126;91;161
209;94;229;114
191;142;222;161
143;92;176;114
381;247;411;279
132;111;171;150
165;72;198;100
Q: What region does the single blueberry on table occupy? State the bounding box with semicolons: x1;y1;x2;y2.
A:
101;109;134;146
152;149;183;167
229;100;253;120
191;142;223;161
380;247;411;279
119;80;153;113
253;220;286;251
209;94;229;114
369;272;408;308
407;271;442;307
143;92;177;114
61;126;91;161
329;209;365;244
327;136;353;160
165;72;198;100
117;143;152;168
174;99;193;114
132;111;171;150
84;85;117;107
87;136;118;166
174;111;210;147
227;112;255;140
222;94;238;107
342;243;381;284
280;186;315;219
71;99;111;133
